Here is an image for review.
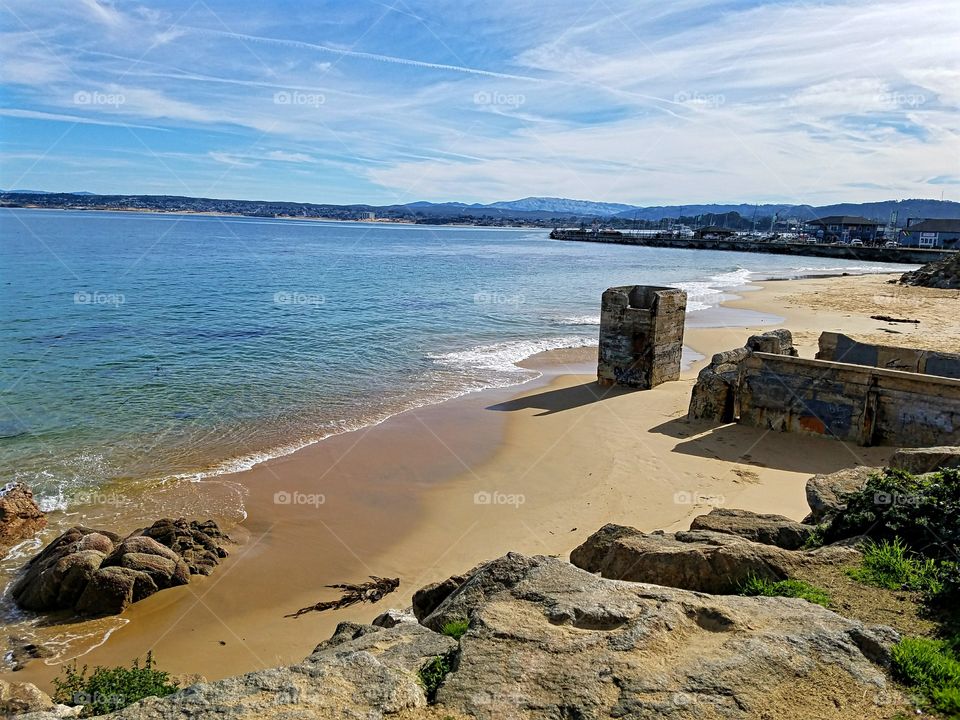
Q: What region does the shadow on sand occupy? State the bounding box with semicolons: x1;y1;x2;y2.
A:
649;415;888;474
487;381;636;416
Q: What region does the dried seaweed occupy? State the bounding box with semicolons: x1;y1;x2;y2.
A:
285;576;400;618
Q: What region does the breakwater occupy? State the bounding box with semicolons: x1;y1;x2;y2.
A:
550;230;954;264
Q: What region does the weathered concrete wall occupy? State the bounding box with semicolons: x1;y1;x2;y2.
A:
597;285;687;389
688;329;798;422
817;332;960;379
739;353;960;447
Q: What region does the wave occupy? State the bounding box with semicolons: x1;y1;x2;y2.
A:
429;335;595;377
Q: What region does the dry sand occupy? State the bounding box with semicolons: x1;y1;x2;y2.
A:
3;272;958;692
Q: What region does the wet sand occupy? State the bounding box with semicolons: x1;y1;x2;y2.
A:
5;272;957;692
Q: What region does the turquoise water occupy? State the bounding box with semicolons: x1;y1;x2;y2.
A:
0;209;912;509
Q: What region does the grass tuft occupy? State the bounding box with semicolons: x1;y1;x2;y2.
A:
737;576;831;607
892;636;960;715
848;537;944;595
440;619;470;640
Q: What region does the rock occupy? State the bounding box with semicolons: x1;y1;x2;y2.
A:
0;483;47;549
87;622;457;720
6;636;54;671
690;507;816;549
0;679;54;715
889;446;960;474
74;566;156;616
11;527;116;611
570;524;800;592
371;608;418;628
135;519;228;576
805;466;879;523
899;253;960;289
411;562;485;621
11;519;227;617
54;552;903;719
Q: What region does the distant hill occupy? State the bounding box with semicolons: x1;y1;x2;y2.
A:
3;191;958;227
484;197;638;216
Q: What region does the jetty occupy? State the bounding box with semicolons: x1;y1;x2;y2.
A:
550;228;955;264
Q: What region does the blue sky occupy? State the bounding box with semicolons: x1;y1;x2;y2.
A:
1;0;958;205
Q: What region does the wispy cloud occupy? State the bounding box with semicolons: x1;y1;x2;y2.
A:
0;0;957;204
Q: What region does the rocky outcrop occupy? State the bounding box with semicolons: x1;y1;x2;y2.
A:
570;524;857;593
804;466;879;523
690;507;816;549
0;680;57;716
49;553;905;720
889;446;960;474
688;329;797;422
899;252;960;289
11;520;226;617
0;483;46;549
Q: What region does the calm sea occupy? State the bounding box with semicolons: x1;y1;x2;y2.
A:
0;209;911;510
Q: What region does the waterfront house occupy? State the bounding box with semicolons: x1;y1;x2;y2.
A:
899;219;960;249
805;216;881;243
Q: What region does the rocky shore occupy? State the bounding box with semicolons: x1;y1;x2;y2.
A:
9;456;958;719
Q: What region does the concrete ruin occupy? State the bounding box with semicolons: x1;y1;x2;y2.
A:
689;330;960;447
597;285;687;389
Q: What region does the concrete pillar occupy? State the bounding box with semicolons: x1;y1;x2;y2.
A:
597;285;687;389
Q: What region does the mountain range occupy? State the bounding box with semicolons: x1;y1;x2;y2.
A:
2;191;958;224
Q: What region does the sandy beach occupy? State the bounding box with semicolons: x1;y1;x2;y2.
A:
4;271;959;692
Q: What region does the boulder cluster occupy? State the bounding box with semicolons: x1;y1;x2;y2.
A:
899;252;960;289
11;519;228;617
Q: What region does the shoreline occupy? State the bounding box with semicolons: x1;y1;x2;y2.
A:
4;271;959;693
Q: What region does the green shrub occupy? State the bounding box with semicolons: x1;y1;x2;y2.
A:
418;650;457;703
892;637;960;715
440;619;469;640
848;537;944;594
738;576;831;607
52;652;178;717
825;469;960;561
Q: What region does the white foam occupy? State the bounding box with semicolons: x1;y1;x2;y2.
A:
430;335;594;376
548;314;601;326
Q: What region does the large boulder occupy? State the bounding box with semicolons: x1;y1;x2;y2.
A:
11;520;227;618
569;525;857;594
690;507;816;549
570;525;798;592
804;466;879;523
44;554;904;720
0;482;47;549
889;446;960;474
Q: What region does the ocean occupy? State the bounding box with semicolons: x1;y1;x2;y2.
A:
0;209;912;511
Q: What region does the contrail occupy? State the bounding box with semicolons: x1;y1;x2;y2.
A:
175;26;544;83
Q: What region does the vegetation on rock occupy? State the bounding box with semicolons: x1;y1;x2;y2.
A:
418;650;457;703
52;651;178;717
892;637;960;716
738;575;831;607
440;619;469;640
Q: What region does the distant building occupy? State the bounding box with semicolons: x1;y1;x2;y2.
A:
899;219;960;249
805;216;881;243
362;211;376;221
694;225;736;239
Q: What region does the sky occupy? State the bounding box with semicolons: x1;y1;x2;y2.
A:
1;0;958;206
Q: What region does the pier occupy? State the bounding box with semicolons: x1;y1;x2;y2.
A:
549;229;955;264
